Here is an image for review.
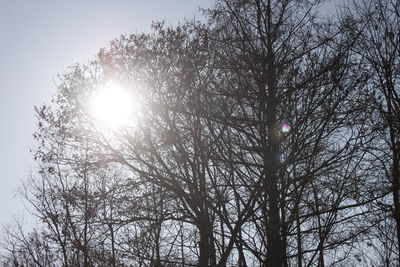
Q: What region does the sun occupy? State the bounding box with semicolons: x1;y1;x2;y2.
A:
90;81;138;128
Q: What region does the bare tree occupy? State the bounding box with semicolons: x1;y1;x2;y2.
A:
202;0;372;265
3;1;398;266
345;0;400;264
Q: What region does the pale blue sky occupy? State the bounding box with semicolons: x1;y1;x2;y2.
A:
0;0;213;226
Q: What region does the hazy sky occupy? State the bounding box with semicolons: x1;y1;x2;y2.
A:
0;0;213;227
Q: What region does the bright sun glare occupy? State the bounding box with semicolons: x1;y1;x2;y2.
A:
91;81;138;128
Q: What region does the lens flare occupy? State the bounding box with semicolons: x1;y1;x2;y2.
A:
281;123;291;133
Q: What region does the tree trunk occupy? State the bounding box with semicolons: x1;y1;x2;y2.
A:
391;148;400;267
263;18;283;265
263;58;283;267
198;220;211;267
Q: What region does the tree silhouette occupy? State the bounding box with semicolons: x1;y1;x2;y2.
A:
2;0;400;266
